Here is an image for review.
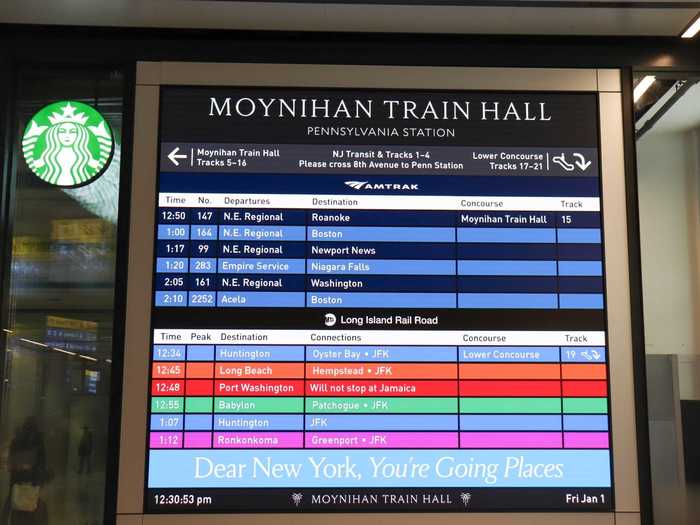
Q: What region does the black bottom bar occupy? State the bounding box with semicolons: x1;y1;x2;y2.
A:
146;487;613;513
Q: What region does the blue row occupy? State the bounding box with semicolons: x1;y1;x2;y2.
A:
189;274;217;291
219;275;305;292
460;276;602;293
151;414;607;433
310;242;598;261
189;209;217;224
560;293;604;309
219;225;306;241
158;208;601;227
458;260;556;276
559;244;602;260
190;258;217;274
156;240;605;262
215;415;304;431
307;346;457;362
150;414;183;431
156;258;188;273
308;259;455;275
308;226;454;243
458;243;556;260
561;347;607;363
458;227;555;243
188;292;216;307
149;344;605;364
458;276;555;293
460;415;562;431
220;242;456;260
459;347;560;362
148;449;612;487
558;228;601;244
190;225;218;240
187;345;215;361
558;212;601;228
458;293;558;309
559;277;604;293
564;415;609;431
153;345;186;361
308;275;455;292
458;243;601;261
155;291;605;309
153;274;605;294
155;291;187;306
158;209;189;224
216;345;305;362
220;241;307;258
190;241;216;257
218;292;305;307
218;258;305;274
305;415;458;431
157;240;190;257
558;261;603;276
219;210;306;225
458;212;555;227
309;243;455;259
157;225;189;240
307;293;455;308
184;414;214;431
309;211;453;226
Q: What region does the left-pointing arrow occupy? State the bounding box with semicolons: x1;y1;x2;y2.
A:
168;146;188;166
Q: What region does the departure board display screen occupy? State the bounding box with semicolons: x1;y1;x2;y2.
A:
146;86;612;513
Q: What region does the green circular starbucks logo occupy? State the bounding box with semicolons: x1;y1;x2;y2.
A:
22;101;114;187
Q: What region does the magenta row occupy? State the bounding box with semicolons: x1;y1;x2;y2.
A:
149;431;609;449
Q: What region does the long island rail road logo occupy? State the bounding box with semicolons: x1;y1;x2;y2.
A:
22;101;114;187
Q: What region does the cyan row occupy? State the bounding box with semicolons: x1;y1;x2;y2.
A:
157;225;602;244
153;345;607;363
157;258;603;276
155;291;604;309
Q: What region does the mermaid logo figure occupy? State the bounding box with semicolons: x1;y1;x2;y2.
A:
22;101;114;187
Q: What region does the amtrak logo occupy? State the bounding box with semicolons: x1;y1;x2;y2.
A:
344;181;419;191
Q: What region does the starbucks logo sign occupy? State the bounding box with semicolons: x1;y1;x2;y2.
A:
22;101;114;187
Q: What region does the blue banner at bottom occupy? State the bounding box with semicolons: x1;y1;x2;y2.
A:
148;449;611;488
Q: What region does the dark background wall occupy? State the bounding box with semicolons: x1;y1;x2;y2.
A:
2;24;700;69
3;24;699;525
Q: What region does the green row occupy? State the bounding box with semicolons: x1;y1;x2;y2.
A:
152;397;304;413
460;398;608;414
151;397;607;414
306;397;458;413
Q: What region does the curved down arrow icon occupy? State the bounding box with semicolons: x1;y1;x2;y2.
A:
573;153;591;171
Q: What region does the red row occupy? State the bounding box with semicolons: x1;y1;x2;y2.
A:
151;379;608;397
460;380;608;397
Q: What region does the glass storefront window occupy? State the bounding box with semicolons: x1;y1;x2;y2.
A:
0;67;123;525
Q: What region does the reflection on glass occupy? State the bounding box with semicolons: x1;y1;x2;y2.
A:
0;68;122;525
634;73;700;525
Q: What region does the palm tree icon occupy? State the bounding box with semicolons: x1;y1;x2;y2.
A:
460;492;472;508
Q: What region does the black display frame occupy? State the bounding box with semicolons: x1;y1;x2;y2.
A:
143;84;615;514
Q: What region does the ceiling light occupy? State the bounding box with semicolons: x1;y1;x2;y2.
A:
634;76;656;103
681;12;700;38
